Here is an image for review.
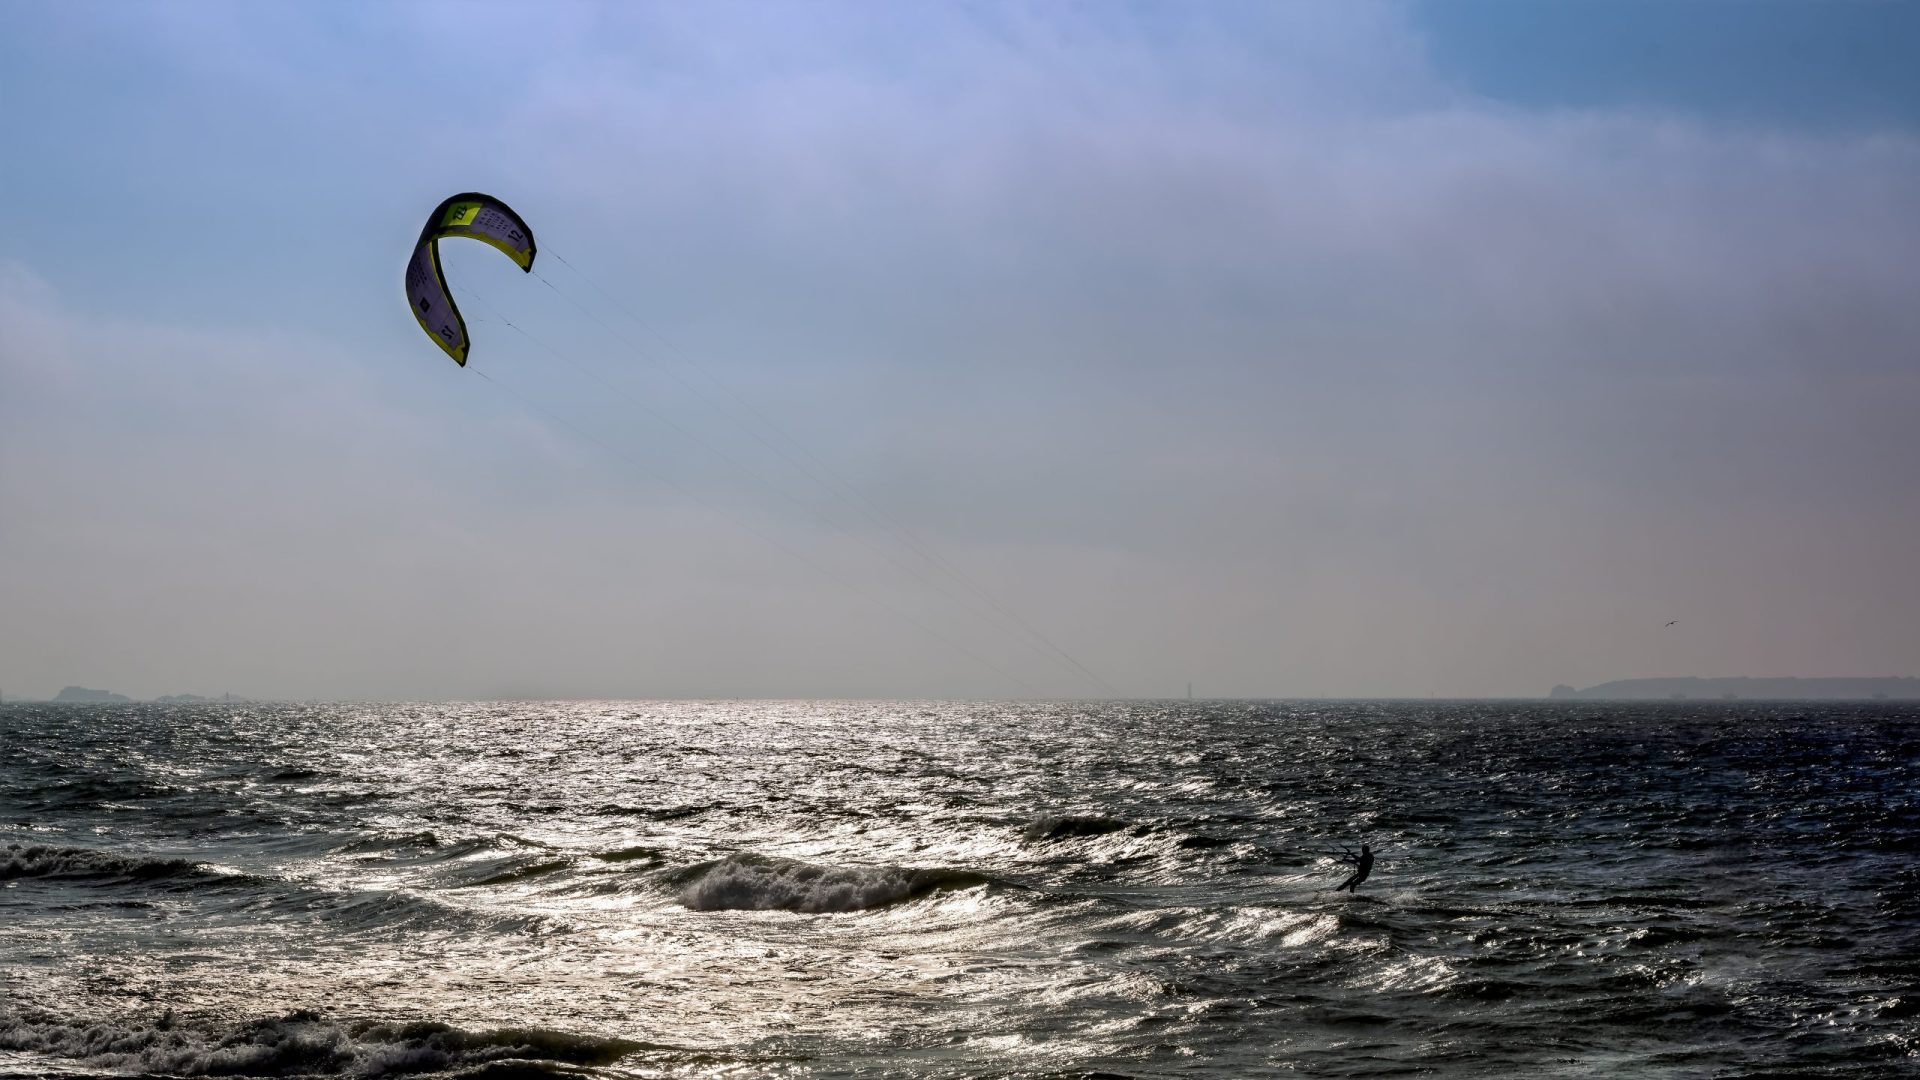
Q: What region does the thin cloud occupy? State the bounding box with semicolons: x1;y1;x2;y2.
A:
2;4;1917;698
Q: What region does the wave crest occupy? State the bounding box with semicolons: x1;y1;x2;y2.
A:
672;853;990;913
0;1009;651;1078
1;843;212;884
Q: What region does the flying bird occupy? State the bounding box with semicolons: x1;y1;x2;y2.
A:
1664;620;1678;627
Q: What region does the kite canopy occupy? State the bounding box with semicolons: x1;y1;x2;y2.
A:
404;193;537;365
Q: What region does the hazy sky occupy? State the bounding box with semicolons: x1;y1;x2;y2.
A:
3;1;1917;700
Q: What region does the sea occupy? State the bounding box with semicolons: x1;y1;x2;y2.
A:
0;700;1914;1079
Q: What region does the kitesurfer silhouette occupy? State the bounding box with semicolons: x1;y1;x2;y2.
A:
1336;843;1374;892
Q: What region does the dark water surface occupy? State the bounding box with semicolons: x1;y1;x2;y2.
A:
1;701;1914;1078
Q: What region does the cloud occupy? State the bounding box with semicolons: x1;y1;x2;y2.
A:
4;3;1919;697
0;263;1158;700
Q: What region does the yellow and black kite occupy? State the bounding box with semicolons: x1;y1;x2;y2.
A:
404;193;536;365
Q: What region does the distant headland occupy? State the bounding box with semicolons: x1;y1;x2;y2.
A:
31;686;248;704
1549;677;1919;701
51;686;133;703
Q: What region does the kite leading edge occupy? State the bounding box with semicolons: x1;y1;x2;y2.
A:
404;193;537;365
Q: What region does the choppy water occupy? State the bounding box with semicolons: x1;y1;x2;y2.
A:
1;700;1914;1078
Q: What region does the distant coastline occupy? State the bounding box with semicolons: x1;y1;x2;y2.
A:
1549;677;1919;701
8;680;1916;703
51;686;133;704
23;686;249;704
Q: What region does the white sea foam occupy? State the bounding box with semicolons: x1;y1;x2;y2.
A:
0;1010;647;1078
1;843;209;883
674;853;991;913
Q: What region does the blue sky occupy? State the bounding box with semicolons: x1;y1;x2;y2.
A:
2;2;1917;699
1415;0;1920;128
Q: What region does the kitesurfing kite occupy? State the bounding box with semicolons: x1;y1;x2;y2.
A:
404;193;537;365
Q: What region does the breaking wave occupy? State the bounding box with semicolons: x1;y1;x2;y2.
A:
0;1009;653;1078
0;843;243;887
0;842;556;937
671;852;992;913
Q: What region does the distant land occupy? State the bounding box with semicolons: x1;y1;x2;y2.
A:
1550;677;1920;700
32;687;247;704
51;685;133;703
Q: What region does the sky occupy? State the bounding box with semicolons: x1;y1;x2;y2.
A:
2;1;1917;701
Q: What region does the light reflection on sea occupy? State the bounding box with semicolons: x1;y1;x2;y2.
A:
0;700;1915;1077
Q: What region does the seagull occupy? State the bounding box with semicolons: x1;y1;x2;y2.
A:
1664;620;1678;627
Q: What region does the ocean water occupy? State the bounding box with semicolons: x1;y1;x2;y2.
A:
0;700;1914;1079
